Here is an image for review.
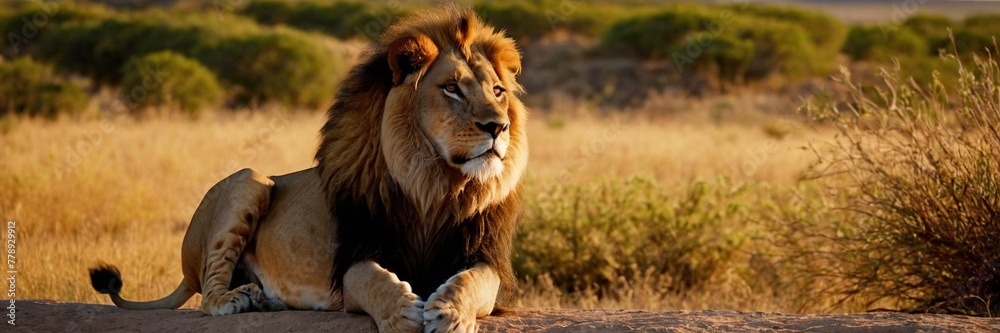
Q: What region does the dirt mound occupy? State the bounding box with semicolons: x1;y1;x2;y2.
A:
14;300;1000;332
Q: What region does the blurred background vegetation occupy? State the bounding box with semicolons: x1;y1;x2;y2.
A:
2;0;999;317
3;0;1000;116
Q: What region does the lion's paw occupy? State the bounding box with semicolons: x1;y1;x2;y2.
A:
207;283;265;316
378;292;425;333
423;290;475;333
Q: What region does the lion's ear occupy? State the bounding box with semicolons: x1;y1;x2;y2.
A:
490;44;521;78
387;35;439;86
482;37;522;92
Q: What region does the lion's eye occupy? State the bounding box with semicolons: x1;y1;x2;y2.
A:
493;85;506;98
441;83;463;101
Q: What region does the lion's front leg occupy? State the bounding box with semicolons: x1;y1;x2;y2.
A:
423;263;500;333
344;260;425;333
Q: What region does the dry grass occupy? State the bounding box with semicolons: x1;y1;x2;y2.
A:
1;98;829;311
1;110;320;309
529;93;826;187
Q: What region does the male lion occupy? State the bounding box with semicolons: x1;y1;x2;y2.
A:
89;8;527;333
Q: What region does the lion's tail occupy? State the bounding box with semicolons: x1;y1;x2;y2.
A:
89;264;195;310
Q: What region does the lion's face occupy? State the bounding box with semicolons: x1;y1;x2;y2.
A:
414;50;511;181
350;14;526;215
380;29;524;192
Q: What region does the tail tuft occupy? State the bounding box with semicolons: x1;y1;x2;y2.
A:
89;264;123;294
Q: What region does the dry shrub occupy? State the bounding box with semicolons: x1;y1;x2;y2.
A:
800;43;1000;316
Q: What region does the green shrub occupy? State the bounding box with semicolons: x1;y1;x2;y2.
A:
802;48;1000;316
680;32;753;83
289;2;370;39
842;25;926;62
36;13;259;84
119;51;222;114
195;28;344;108
475;2;551;41
38;18;154;83
33;11;346;108
0;58;88;117
475;1;643;39
841;22;961;86
601;5;714;59
238;0;295;26
952;24;999;59
603;6;825;82
731;18;823;79
240;0;410;40
557;4;636;38
738;4;848;67
516;178;747;293
962;13;1000;31
1;4;109;56
902;13;953;54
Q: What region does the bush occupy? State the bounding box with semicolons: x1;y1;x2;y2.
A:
475;2;552;41
119;51;222;114
33;11;346;108
557;4;637;38
603;5;825;82
841;22;960;87
902;14;953;54
240;0;410;40
679;32;753;83
738;4;848;67
842;25;927;62
0;58;88;117
516;178;746;293
952;23;999;59
801;49;1000;316
36;13;253;83
238;0;296;26
729;18;823;79
1;4;109;57
195;28;344;108
961;13;1000;31
38;18;153;83
601;5;714;59
475;1;639;39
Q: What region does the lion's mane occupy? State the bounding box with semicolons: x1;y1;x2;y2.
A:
315;8;526;304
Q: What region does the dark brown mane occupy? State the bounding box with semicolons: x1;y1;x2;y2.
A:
314;7;525;304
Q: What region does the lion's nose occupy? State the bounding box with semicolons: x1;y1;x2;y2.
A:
475;121;508;139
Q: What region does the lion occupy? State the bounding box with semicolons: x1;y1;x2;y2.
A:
88;8;527;333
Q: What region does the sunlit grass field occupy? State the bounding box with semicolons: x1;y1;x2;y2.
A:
0;98;831;311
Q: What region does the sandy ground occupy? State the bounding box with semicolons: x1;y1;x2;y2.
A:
13;300;1000;332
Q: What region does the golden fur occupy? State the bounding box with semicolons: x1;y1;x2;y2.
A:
89;7;526;333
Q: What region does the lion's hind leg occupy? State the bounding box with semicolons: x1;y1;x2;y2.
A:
184;168;274;316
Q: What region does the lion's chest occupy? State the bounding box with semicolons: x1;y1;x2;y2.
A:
333;195;485;299
391;217;474;298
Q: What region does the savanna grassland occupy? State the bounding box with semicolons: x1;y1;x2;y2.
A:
2;0;999;317
1;99;827;311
